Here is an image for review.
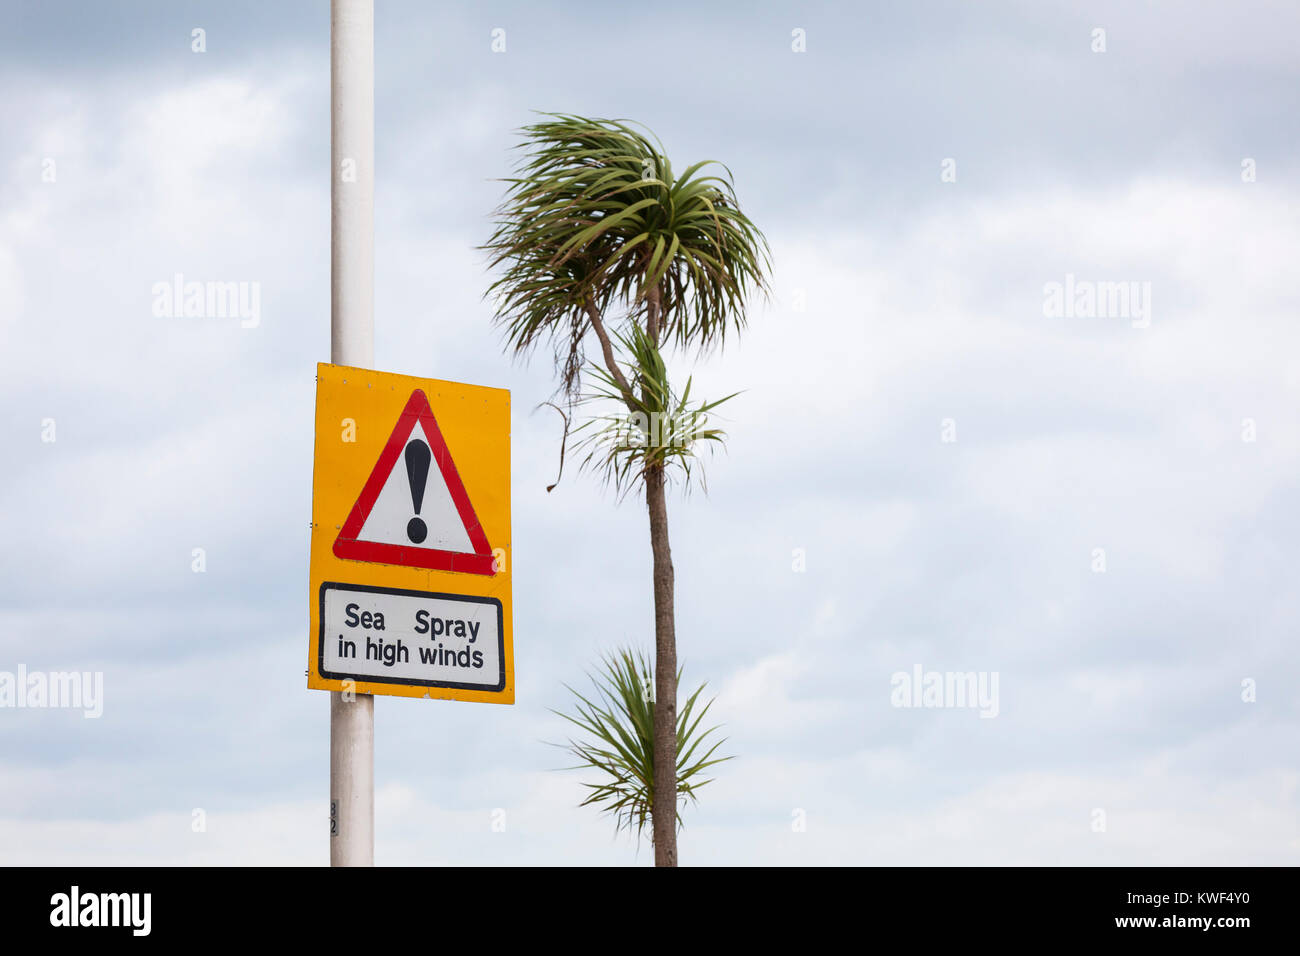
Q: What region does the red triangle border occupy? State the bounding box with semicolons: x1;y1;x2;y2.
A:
332;389;497;576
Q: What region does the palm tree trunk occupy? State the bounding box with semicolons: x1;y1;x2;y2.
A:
583;291;679;865
646;462;678;866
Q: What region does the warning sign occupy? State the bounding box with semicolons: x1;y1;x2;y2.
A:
308;363;513;704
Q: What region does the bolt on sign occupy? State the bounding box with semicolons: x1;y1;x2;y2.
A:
308;363;513;703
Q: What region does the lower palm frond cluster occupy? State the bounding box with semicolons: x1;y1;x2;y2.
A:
573;326;737;496
554;648;731;843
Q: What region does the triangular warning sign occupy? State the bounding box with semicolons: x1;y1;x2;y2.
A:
333;389;496;575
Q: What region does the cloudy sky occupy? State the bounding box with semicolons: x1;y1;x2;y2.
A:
2;0;1298;865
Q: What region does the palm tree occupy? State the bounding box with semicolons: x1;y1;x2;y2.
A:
484;114;770;866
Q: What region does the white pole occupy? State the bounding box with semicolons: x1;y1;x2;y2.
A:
330;0;375;868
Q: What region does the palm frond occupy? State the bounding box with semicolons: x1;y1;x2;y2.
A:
572;325;739;498
552;648;732;844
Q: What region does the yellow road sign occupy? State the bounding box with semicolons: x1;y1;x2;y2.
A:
307;363;513;703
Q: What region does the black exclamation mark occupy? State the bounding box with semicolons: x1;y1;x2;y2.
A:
404;439;431;543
